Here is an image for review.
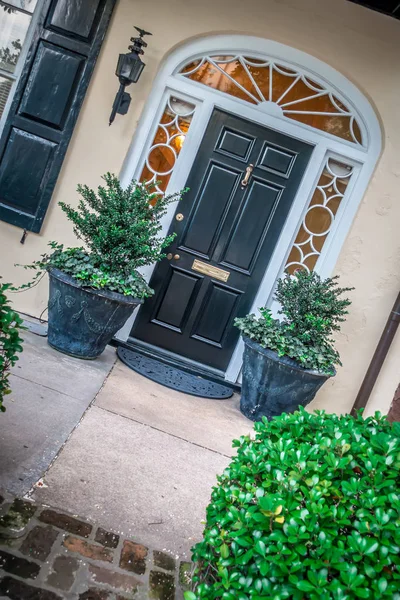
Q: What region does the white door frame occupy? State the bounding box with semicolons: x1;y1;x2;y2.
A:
118;35;382;384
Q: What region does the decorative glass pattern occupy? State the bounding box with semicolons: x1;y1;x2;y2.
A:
139;96;195;194
285;158;354;274
179;56;363;145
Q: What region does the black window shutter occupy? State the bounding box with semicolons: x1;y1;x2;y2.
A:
0;0;117;233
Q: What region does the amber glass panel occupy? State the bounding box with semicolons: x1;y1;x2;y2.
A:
351;119;362;144
243;56;268;65
287;113;356;143
186;59;258;104
285;159;352;274
304;205;333;235
180;59;202;74
218;59;261;101
245;63;270;101
276;76;315;105
148;146;175;175
139;97;195;195
303;251;321;271
283;94;342;113
271;66;298;103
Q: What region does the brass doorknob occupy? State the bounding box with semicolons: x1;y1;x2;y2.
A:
173;254;180;260
176;213;184;221
166;253;173;260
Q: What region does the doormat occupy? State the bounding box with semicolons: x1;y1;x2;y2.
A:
117;347;233;399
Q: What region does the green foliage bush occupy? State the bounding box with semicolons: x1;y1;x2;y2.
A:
19;174;185;298
0;280;24;412
235;271;353;374
188;409;400;600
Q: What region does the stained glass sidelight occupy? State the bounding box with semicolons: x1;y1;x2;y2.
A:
139;96;195;194
285;158;354;273
179;55;363;145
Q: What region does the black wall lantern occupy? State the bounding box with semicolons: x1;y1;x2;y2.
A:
109;26;152;126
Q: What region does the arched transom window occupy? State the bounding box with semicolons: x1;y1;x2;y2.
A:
178;54;364;146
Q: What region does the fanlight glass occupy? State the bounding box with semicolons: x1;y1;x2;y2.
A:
179;55;363;145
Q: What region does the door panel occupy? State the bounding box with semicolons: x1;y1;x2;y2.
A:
154;268;201;332
182;163;240;257
221;179;282;272
131;109;314;372
215;128;255;161
259;144;297;177
192;283;242;346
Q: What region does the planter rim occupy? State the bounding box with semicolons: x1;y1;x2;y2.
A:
48;268;144;306
242;335;334;380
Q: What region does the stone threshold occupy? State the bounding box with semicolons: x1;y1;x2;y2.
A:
0;491;192;599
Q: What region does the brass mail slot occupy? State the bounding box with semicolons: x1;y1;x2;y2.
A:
192;259;230;282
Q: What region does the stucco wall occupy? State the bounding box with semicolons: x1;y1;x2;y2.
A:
1;0;399;416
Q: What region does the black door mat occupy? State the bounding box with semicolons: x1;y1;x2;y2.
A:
117;347;233;399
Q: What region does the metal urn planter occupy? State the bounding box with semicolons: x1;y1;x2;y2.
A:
47;268;143;359
240;336;332;421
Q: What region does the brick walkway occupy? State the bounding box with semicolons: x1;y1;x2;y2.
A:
0;492;192;599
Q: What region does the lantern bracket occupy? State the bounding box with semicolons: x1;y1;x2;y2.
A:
109;26;152;125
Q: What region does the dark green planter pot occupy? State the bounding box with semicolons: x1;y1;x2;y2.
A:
47;268;143;359
240;336;332;421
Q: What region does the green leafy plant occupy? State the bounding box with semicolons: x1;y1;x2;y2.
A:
17;174;186;298
188;409;400;600
235;271;353;374
0;280;24;412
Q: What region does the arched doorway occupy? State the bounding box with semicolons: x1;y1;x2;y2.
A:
120;35;382;384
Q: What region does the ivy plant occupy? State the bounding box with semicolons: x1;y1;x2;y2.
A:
235;271;353;374
0;280;24;412
17;174;186;298
187;408;400;600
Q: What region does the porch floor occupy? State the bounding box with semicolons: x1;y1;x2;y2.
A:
0;329;250;569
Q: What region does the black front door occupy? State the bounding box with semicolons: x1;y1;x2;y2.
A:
131;109;314;372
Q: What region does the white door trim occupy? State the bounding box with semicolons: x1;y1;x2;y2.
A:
118;35;382;384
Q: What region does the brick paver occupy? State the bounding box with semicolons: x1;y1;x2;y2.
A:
119;541;148;575
39;510;93;538
20;526;59;561
94;529;119;550
0;491;192;599
47;555;79;591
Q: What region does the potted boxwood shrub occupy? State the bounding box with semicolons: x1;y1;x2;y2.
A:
235;271;352;421
0;279;24;412
19;174;184;359
187;409;400;600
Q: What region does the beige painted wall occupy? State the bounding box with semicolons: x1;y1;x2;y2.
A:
1;0;399;416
